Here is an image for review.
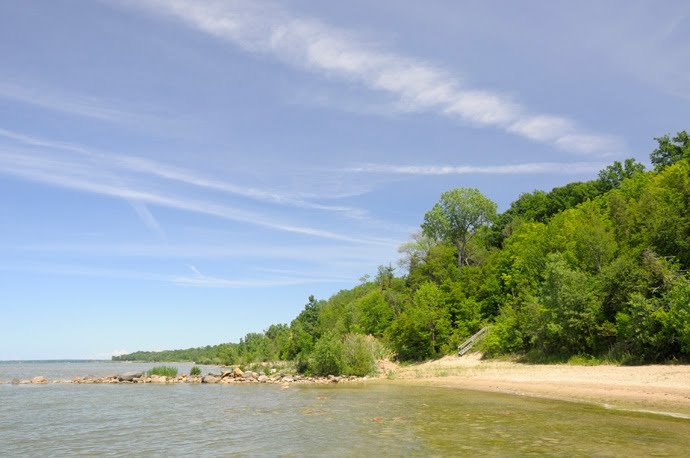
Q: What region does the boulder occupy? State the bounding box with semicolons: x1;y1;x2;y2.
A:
221;370;234;379
257;375;268;383
31;376;48;384
117;372;143;382
202;375;220;384
233;367;244;378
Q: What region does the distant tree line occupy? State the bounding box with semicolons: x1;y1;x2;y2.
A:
114;131;690;367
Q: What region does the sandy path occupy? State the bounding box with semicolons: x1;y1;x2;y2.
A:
390;354;690;418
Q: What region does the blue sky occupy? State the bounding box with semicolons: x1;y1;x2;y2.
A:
1;0;689;359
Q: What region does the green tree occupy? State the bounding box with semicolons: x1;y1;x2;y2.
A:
386;282;451;360
422;188;497;269
535;253;602;355
310;332;345;376
597;158;646;192
650;131;690;171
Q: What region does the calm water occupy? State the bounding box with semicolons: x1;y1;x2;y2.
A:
1;362;689;456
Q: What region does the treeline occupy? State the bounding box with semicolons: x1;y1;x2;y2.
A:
114;131;690;367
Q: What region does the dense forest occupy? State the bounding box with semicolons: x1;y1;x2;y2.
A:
115;131;690;372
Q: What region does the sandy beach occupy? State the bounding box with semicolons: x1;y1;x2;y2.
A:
392;354;690;418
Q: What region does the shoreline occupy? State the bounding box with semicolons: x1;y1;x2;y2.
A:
389;353;690;418
5;354;690;419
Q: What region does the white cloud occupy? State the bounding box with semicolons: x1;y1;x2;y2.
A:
175;264;350;288
126;200;167;241
341;161;607;175
0;147;381;244
0;127;366;218
122;0;623;155
0;80;178;131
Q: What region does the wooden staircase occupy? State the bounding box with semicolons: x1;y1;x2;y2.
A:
458;326;490;356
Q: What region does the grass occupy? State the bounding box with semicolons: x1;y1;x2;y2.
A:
147;366;178;377
190;366;201;376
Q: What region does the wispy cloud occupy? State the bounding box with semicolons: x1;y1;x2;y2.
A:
0;261;353;288
126;200;167;241
0;80;178;129
0;127;367;218
122;0;623;155
0;147;381;244
9;241;398;266
176;264;351;288
341;161;607;175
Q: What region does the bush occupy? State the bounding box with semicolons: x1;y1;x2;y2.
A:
310;332;345;376
342;334;375;376
189;366;201;376
342;334;390;376
147;366;178;377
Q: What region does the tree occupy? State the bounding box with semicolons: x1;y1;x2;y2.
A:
422;188;497;269
397;231;435;272
650;131;689;171
597;158;646;192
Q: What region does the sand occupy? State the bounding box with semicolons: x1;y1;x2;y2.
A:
390;354;690;418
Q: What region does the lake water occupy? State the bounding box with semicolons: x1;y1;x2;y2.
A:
1;361;689;456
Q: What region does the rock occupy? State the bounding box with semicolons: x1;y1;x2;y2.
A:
117;372;143;382
221;370;233;379
11;379;20;385
257;375;268;383
31;376;48;384
202;375;220;384
282;377;294;383
233;367;244;378
19;380;31;384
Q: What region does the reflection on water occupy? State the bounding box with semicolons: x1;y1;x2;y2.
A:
1;363;689;456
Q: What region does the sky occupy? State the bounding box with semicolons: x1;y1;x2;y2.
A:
1;0;689;359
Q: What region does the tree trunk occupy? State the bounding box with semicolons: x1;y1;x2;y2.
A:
456;240;465;270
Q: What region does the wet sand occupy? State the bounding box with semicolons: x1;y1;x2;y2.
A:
392;354;690;418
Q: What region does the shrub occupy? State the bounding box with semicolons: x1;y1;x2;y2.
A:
147;366;178;377
342;334;390;376
310;332;345;376
342;334;375;376
189;366;201;376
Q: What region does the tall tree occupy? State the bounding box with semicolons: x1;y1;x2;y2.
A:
597;158;646;192
650;131;689;171
422;188;497;269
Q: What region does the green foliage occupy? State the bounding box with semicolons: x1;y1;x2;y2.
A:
597;158;646;192
189;366;201;376
386;282;451;360
651;130;689;170
147;366;178;377
115;131;690;366
342;333;388;376
310;332;345;376
422;188;497;268
535;253;602;355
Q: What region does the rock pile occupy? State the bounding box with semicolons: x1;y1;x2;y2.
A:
3;369;366;386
